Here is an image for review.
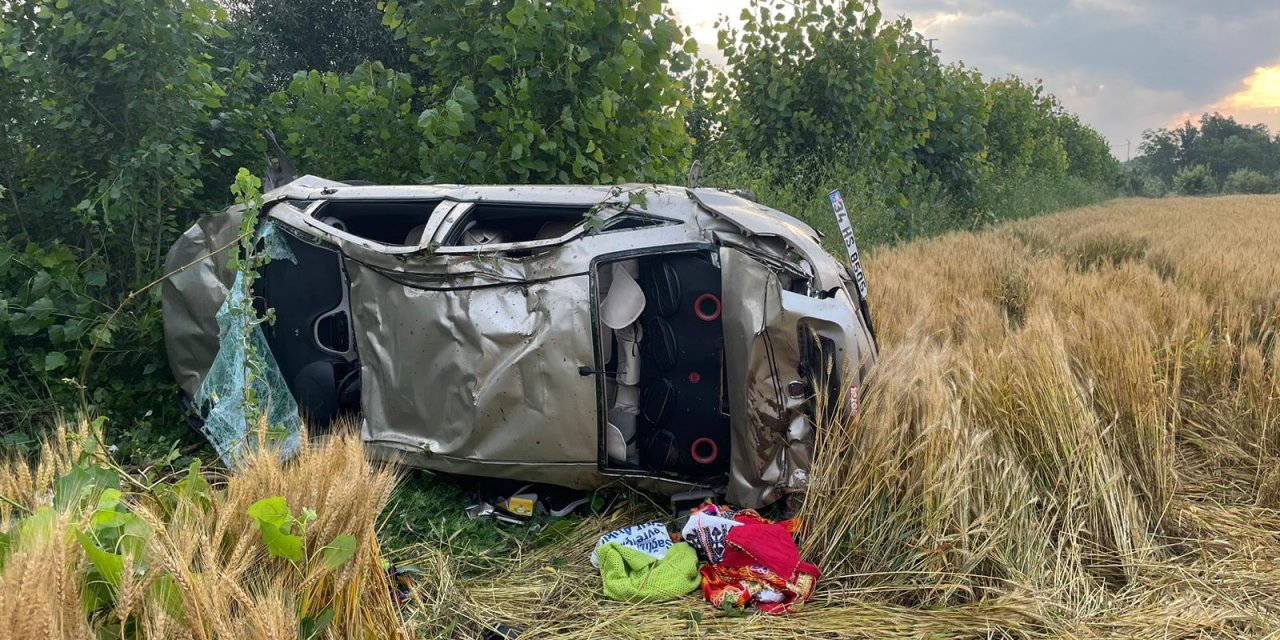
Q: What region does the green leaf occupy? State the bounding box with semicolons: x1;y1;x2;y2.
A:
55;463;120;511
260;521;304;563
300;608;336;640
320;534;357;570
75;529;125;588
117;514;152;561
174;460;212;507
43;351;67;371
150;574;184;618
506;3;526;26
16;508;58;551
248;497;303;562
457;41;471;52
94;487;122;514
246;496;290;529
103;48;117;61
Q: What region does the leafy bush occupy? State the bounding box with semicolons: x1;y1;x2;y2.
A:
384;0;695;184
0;0;268;457
269;63;425;184
1138;113;1280;188
224;0;411;89
1140;175;1168;198
1222;168;1275;194
1173;164;1217;196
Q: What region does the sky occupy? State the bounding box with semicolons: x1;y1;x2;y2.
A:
671;0;1280;159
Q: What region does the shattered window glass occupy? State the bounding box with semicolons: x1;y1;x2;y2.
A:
193;221;303;466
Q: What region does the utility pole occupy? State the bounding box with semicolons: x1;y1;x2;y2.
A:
924;37;938;51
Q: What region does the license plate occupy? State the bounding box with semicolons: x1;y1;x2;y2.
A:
827;190;868;299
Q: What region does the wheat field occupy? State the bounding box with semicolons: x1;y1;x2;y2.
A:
405;195;1280;638
2;195;1278;638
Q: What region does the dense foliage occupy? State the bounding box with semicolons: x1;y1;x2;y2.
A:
1132;113;1280;195
223;0;411;89
385;0;695;184
2;0;1130;463
697;0;1120;245
1173;164;1217;196
0;0;264;458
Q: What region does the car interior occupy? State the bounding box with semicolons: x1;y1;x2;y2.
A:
595;250;732;483
255;228;360;430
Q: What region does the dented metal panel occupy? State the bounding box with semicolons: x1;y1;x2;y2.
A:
688;187;847;290
161;208;242;397
350;264;597;463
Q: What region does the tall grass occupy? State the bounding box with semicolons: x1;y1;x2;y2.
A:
0;419;404;639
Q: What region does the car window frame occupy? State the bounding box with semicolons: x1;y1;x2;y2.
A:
299;199;460;254
429;201;596;255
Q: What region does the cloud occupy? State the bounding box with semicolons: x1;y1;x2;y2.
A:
1173;65;1280;133
1220;65;1280;111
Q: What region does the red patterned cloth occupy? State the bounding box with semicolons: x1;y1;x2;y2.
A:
698;509;819;615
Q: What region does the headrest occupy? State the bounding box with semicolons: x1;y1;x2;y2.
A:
535;220;574;240
600;262;646;330
461;223;509;246
606;423;627;462
404;223;428;246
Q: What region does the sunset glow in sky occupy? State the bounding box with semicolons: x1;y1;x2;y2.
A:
671;1;1280;155
1221;66;1280;112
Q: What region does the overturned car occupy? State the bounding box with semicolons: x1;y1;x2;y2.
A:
163;176;877;508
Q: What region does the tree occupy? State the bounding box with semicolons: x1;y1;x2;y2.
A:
1136;113;1280;190
223;0;411;90
384;0;695;184
707;0;1115;214
1136;128;1180;185
984;77;1068;180
0;0;263;285
268;63;424;183
714;0;968;191
0;0;267;452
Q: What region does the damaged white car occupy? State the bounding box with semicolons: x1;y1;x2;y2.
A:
162;176;877;508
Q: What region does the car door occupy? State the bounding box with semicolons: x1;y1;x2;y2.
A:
349;200;601;469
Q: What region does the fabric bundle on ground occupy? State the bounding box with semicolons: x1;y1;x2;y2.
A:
681;510;740;564
589;521;673;567
597;541;702;603
696;507;820;614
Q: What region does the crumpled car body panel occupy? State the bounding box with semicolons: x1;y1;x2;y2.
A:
162;176;877;506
